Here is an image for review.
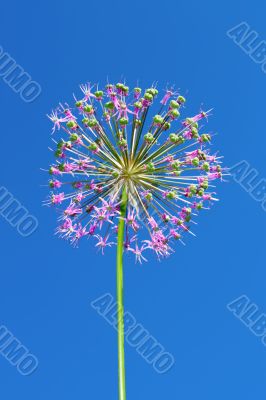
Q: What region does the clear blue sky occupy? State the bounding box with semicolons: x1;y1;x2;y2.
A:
1;0;266;399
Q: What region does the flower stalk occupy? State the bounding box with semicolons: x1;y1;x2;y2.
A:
117;186;127;400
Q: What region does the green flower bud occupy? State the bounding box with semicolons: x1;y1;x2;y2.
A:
134;87;142;93
75;100;82;107
135;119;142;126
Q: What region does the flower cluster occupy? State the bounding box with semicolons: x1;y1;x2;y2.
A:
45;82;224;262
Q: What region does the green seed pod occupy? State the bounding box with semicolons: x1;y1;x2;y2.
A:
189;185;197;194
191;127;199;138
112;171;119;178
70;133;79;142
144;133;154;143
202;162;210;172
84;105;93;113
146;162;155;172
118;138;127;147
146;88;158;96
169;100;180;109
153;115;163;125
88;142;98;151
54;149;62;158
169;133;178;143
171;160;180;170
166;191;177;199
134;101;142;109
197;189;204;196
66;120;76;128
58;163;65;172
75;100;82;107
94;90;103;98
201;180;208;189
177;95;186;104
145;192;153;201
144;92;153;101
57;140;64;149
163;122;171;131
105;101;115;110
82;118;89;125
122;85;129;93
196;202;203;210
134;87;142;93
171;109;180;119
201;134;211;142
119;117;129;126
192;157;200;166
87;119;98;127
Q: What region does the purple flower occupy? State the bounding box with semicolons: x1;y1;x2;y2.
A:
45;81;225;262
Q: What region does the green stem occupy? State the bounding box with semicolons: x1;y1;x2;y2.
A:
117;187;127;400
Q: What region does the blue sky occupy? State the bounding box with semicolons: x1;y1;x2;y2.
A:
1;0;266;399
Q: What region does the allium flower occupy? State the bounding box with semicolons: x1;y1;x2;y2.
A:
44;81;225;400
45;82;224;260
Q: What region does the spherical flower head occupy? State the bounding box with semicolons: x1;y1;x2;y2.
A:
45;81;225;263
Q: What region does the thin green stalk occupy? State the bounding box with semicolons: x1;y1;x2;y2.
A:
117;186;127;400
